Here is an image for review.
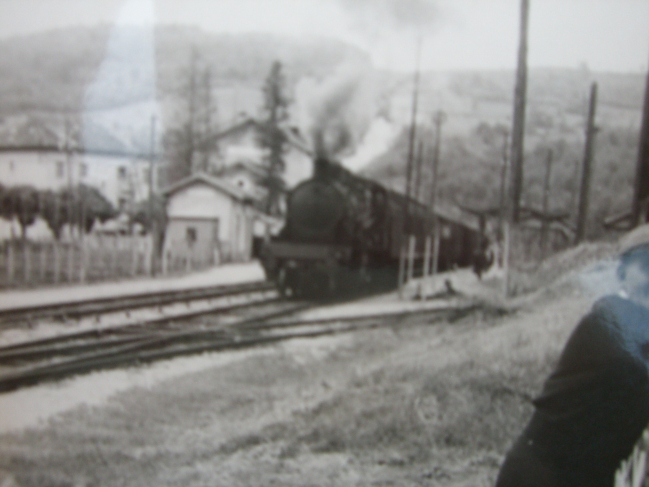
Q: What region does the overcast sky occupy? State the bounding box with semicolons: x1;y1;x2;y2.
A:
0;0;647;72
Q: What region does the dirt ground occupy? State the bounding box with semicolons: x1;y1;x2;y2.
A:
0;270;600;486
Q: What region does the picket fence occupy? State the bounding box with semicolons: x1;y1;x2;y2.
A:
0;236;155;288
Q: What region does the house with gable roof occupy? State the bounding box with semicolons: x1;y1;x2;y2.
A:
216;160;268;205
161;172;257;271
0;116;154;212
209;117;313;190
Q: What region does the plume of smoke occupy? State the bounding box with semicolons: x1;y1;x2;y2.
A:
295;61;376;160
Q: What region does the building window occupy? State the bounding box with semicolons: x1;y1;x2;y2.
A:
79;163;87;177
117;166;127;180
186;227;197;247
56;161;64;178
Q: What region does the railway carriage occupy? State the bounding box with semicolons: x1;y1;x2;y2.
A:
261;157;485;298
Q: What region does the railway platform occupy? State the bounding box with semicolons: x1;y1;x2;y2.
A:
0;261;266;313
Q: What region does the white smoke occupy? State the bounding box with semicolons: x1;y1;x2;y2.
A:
294;60;377;159
341;117;400;171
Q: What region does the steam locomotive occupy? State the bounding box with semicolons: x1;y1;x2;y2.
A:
260;157;484;298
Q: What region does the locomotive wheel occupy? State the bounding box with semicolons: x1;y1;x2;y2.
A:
278;265;302;298
277;266;292;298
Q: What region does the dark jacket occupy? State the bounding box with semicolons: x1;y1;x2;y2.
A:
496;295;649;487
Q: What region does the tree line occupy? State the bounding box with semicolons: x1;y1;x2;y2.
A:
163;56;291;217
0;184;116;240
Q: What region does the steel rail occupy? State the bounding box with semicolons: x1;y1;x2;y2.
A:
0;300;316;392
0;280;274;326
0;295;299;364
0;299;499;393
0;288;280;357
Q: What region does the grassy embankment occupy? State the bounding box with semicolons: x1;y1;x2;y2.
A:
0;243;616;486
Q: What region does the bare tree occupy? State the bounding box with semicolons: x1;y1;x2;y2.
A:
163;48;218;184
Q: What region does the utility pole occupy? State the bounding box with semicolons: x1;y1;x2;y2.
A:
65;118;75;282
200;66;214;173
399;36;423;294
632;56;649;226
503;0;530;297
575;82;598;244
430;110;446;276
498;128;510;247
509;0;530;224
149;115;157;275
403;36;423;226
187;47;198;175
540;148;554;258
413;138;424;202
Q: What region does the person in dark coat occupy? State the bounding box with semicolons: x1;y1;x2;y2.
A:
496;243;649;487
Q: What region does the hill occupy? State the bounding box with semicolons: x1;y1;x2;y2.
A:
0;25;370;115
0;25;645;238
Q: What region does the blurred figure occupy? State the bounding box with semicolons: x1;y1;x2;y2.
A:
473;239;494;280
496;238;649;487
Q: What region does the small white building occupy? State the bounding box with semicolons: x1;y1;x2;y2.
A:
162;173;256;271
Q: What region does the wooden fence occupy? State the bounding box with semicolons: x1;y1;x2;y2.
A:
0;236;155;289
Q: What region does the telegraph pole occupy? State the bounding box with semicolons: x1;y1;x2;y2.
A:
540;149;554;258
509;0;530;224
413;138;424;202
149;115;157;275
498;128;510;245
404;36;423;225
503;0;530;296
575;82;598;244
632;56;649;226
399;36;423;294
430;110;446;276
65;119;75;282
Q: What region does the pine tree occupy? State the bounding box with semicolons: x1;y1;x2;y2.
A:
259;61;290;216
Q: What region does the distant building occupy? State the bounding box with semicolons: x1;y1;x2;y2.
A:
0;116;155;211
208;118;313;189
215;160;268;206
0;146;153;210
161;173;256;271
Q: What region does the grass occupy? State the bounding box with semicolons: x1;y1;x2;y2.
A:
0;242;611;486
208;290;590;485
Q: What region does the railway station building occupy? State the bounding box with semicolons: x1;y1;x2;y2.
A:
161;173;257;272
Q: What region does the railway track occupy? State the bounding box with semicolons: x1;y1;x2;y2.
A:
0;291;316;392
0;285;497;394
0;281;277;328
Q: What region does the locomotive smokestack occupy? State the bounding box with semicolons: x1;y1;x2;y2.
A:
313;129;327;160
313;129;328;179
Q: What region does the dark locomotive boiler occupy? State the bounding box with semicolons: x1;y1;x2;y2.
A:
261;156;484;298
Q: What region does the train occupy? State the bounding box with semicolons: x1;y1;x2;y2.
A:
260;156;487;298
